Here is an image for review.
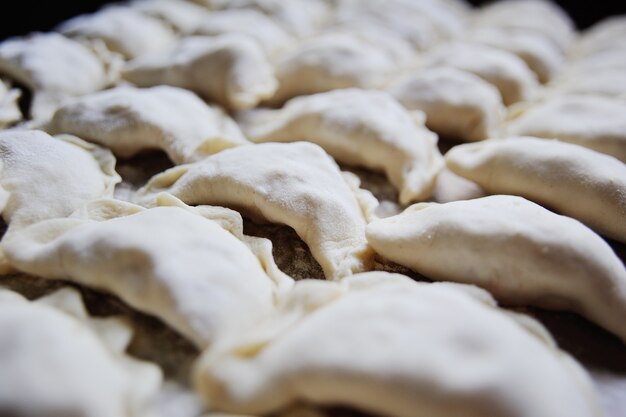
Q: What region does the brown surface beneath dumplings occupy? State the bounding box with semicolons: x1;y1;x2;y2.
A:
1;149;625;417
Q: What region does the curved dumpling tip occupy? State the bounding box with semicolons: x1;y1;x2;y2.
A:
366;195;626;343
136;142;376;280
445;137;626;242
48;85;250;164
239;89;443;205
0;130;120;232
0;287;162;417
193;271;603;417
1;199;292;349
122;34;277;110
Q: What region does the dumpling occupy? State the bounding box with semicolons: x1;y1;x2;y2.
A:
192;9;292;55
445;137;626;241
240;89;443;204
504;94;626;162
1;197;293;348
197;0;330;36
467;27;563;83
471;0;574;52
269;33;395;104
58;6;177;59
194;272;602;417
366;195;626;342
388;67;504;141
123;35;277;110
571;15;626;59
422;42;539;105
0;287;161;417
548;69;626;98
129;0;212;34
0;80;21;128
0;33;118;120
136;142;376;280
48;85;249;164
0;130;119;232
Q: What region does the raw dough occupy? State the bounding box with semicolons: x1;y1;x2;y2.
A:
0;80;21;128
194;272;602;417
48;85;249;164
130;0;211;34
136;142;376;280
388;67;504;141
123;34;277;110
366;195;626;342
240;89;443;204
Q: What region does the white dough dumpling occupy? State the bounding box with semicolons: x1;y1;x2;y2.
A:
0;287;162;417
0;80;21;128
269;32;395;104
366;195;626;342
48;85;249;164
136;142;376;280
59;6;177;59
446;137;626;241
504;94;626;162
0;130;120;231
130;0;211;33
193;9;292;55
1;198;292;348
0;33;118;120
240;89;443;204
423;42;539;105
194;272;603;417
388;67;504;141
123;34;277;110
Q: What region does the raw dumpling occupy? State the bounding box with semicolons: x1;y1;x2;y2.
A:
388;67;504;141
504;94;626;162
1;197;293;348
48;85;249;164
240;89;443;204
193;9;292;55
130;0;212;34
123;35;277;110
423;42;538;105
471;0;574;52
59;6;177;59
548;69;626;98
269;33;395;104
467;27;563;83
0;33;118;120
0;130;120;231
366;195;626;342
571;15;626;59
194;272;602;417
136;142;376;280
445;137;626;241
0;287;161;417
0;80;21;128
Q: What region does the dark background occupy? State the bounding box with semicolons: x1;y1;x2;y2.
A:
1;0;625;40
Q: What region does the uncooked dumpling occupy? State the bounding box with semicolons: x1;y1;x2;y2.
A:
388;67;504;141
123;34;277;110
194;272;602;417
0;287;162;417
548;69;626;98
193;9;292;55
423;42;538;105
0;33;118;120
1;198;293;348
240;89;443;204
504;94;626;162
446;138;626;241
0;130;120;231
467;27;562;83
48;85;249;164
136;142;376;280
269;32;395;104
571;15;626;59
366;195;626;342
0;80;21;128
130;0;211;33
59;6;177;59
